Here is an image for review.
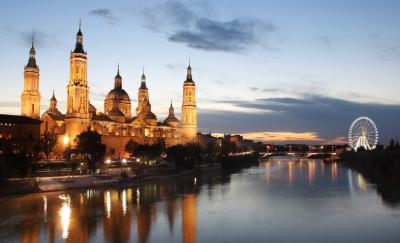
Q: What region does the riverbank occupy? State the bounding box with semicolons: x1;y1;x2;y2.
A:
0;167;213;197
0;154;259;197
341;150;400;206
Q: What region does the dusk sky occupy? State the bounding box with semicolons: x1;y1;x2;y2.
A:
1;0;399;144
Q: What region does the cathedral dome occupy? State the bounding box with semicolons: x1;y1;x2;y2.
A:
105;65;131;105
163;116;180;127
105;88;130;103
163;102;180;127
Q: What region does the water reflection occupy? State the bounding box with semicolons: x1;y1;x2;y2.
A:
331;162;337;183
1;159;400;243
308;160;315;185
263;157;372;192
182;194;197;243
288;161;293;185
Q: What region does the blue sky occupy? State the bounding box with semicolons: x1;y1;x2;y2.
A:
0;0;399;144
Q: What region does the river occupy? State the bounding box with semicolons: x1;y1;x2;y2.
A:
0;157;399;243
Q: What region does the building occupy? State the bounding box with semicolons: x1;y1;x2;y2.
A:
0;114;41;154
22;24;197;159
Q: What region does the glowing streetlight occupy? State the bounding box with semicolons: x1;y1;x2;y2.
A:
63;136;70;145
122;158;127;164
105;159;111;164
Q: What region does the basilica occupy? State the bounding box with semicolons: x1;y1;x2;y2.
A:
20;25;197;158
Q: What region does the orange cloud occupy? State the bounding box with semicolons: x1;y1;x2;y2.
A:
211;131;347;145
321;136;348;145
240;131;323;142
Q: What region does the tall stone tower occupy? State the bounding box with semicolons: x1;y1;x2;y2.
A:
65;23;90;142
136;70;150;115
21;37;41;119
181;63;197;141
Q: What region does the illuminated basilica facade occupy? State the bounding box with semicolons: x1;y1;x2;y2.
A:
21;25;197;158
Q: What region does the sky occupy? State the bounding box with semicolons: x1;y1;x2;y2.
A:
0;0;399;144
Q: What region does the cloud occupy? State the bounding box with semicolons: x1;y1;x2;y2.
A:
322;136;348;145
1;27;57;48
250;86;286;93
198;95;400;144
141;1;276;53
142;1;197;32
88;8;120;25
241;131;322;142
168;18;275;52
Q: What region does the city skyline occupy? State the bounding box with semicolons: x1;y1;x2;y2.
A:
1;0;400;144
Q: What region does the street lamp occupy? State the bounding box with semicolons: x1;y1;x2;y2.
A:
63;136;70;145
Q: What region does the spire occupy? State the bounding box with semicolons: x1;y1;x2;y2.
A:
140;67;147;90
77;18;82;36
27;33;37;68
185;60;193;83
141;66;146;80
74;19;85;53
50;90;57;109
114;64;122;88
51;89;56;100
169;101;175;116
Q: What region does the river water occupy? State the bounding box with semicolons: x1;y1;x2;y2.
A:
0;157;400;243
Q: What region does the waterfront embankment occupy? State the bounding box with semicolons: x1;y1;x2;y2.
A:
0;154;259;197
341;150;400;206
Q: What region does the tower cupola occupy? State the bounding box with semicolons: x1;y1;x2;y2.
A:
50;90;57;109
27;36;37;68
140;68;148;90
74;20;85;54
185;60;193;83
114;64;122;89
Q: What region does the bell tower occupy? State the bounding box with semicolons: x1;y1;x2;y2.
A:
136;69;151;116
65;21;90;142
21;36;41;119
181;61;197;141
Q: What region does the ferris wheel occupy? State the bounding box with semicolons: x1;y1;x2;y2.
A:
348;117;378;151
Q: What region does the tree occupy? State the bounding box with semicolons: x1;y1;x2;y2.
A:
219;139;237;155
125;139;139;157
133;141;165;164
166;144;203;169
74;130;106;172
0;138;35;180
40;128;57;161
389;139;396;150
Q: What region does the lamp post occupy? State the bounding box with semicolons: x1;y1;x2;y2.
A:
63;136;70;146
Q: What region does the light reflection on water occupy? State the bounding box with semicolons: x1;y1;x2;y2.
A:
0;158;400;243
